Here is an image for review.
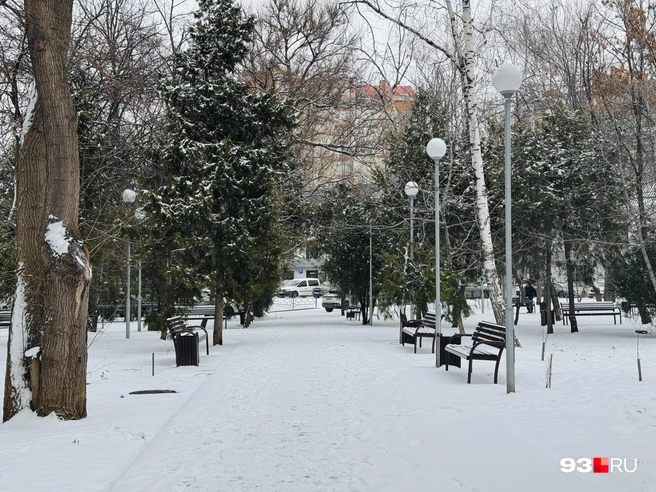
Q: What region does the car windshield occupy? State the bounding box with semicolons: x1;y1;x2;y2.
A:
285;279;301;287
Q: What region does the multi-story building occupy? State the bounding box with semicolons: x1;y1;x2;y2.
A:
299;79;416;192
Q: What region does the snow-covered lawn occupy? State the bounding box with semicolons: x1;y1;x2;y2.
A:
0;300;654;491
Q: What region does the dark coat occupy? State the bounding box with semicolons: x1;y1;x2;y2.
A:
524;284;537;298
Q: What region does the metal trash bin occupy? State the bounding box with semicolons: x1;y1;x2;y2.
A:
539;302;554;326
436;333;461;368
175;332;200;366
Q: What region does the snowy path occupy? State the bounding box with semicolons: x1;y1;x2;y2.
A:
2;305;654;491
107;309;598;492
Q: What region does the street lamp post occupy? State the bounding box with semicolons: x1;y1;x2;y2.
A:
426;138;447;368
137;259;142;332
404;181;419;318
369;220;373;326
134;207;146;332
122;188;137;339
493;62;523;394
369;192;382;327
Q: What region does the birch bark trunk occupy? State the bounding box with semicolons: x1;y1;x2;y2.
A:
447;0;505;324
335;0;510;324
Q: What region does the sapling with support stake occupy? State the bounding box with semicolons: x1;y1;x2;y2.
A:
635;328;648;382
544;342;556;388
540;327;547;362
547;354;553;389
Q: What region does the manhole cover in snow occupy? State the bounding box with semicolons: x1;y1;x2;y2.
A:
129;390;177;395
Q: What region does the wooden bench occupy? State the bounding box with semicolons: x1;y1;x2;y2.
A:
0;309;10;328
560;301;621;325
512;296;534;313
346;306;360;320
401;312;436;354
186;305;221;328
178;304;231;330
444;321;506;383
166;316;209;366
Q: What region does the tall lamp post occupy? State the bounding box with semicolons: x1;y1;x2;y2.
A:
404;181;419;318
369;191;382;327
493;62;523;394
122;188;137;339
426;138;447;367
134;207;146;332
369;219;373;326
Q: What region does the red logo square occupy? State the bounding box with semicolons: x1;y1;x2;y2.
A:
593;457;609;473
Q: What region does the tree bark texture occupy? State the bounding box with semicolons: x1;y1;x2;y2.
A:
3;0;91;422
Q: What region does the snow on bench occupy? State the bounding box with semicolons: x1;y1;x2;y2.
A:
444;321;506;384
401;312;436;354
560;301;621;325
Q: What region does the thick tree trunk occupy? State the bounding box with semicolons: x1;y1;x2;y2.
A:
4;0;90;422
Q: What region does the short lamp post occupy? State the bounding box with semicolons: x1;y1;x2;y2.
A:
404;181;419;319
122;188;137;339
493;62;523;394
426;138;447;368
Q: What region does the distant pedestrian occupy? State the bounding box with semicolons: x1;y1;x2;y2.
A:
524;282;537;299
524;282;537;313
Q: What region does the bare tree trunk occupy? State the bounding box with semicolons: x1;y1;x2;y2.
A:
545;244;553;334
213;271;224;346
4;0;90;422
564;240;579;333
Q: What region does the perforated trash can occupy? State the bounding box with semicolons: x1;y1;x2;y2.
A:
175;332;200;366
539;302;554;326
436;333;462;368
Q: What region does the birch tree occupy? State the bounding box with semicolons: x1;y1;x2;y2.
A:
350;0;507;323
4;0;91;421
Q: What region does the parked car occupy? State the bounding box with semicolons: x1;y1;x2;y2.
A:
589;281;605;298
312;282;334;297
279;278;320;298
464;283;489;299
321;292;343;312
550;282;568;298
571;282;594;299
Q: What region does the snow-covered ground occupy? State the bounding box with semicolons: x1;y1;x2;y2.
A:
0;299;654;491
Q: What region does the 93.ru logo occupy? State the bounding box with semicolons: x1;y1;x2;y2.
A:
561;458;638;473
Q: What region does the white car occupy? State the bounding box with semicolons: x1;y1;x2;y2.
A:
279;278;320;298
589;281;605;298
321;293;343;312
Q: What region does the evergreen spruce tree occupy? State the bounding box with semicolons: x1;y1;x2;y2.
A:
146;0;295;344
488;103;624;332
